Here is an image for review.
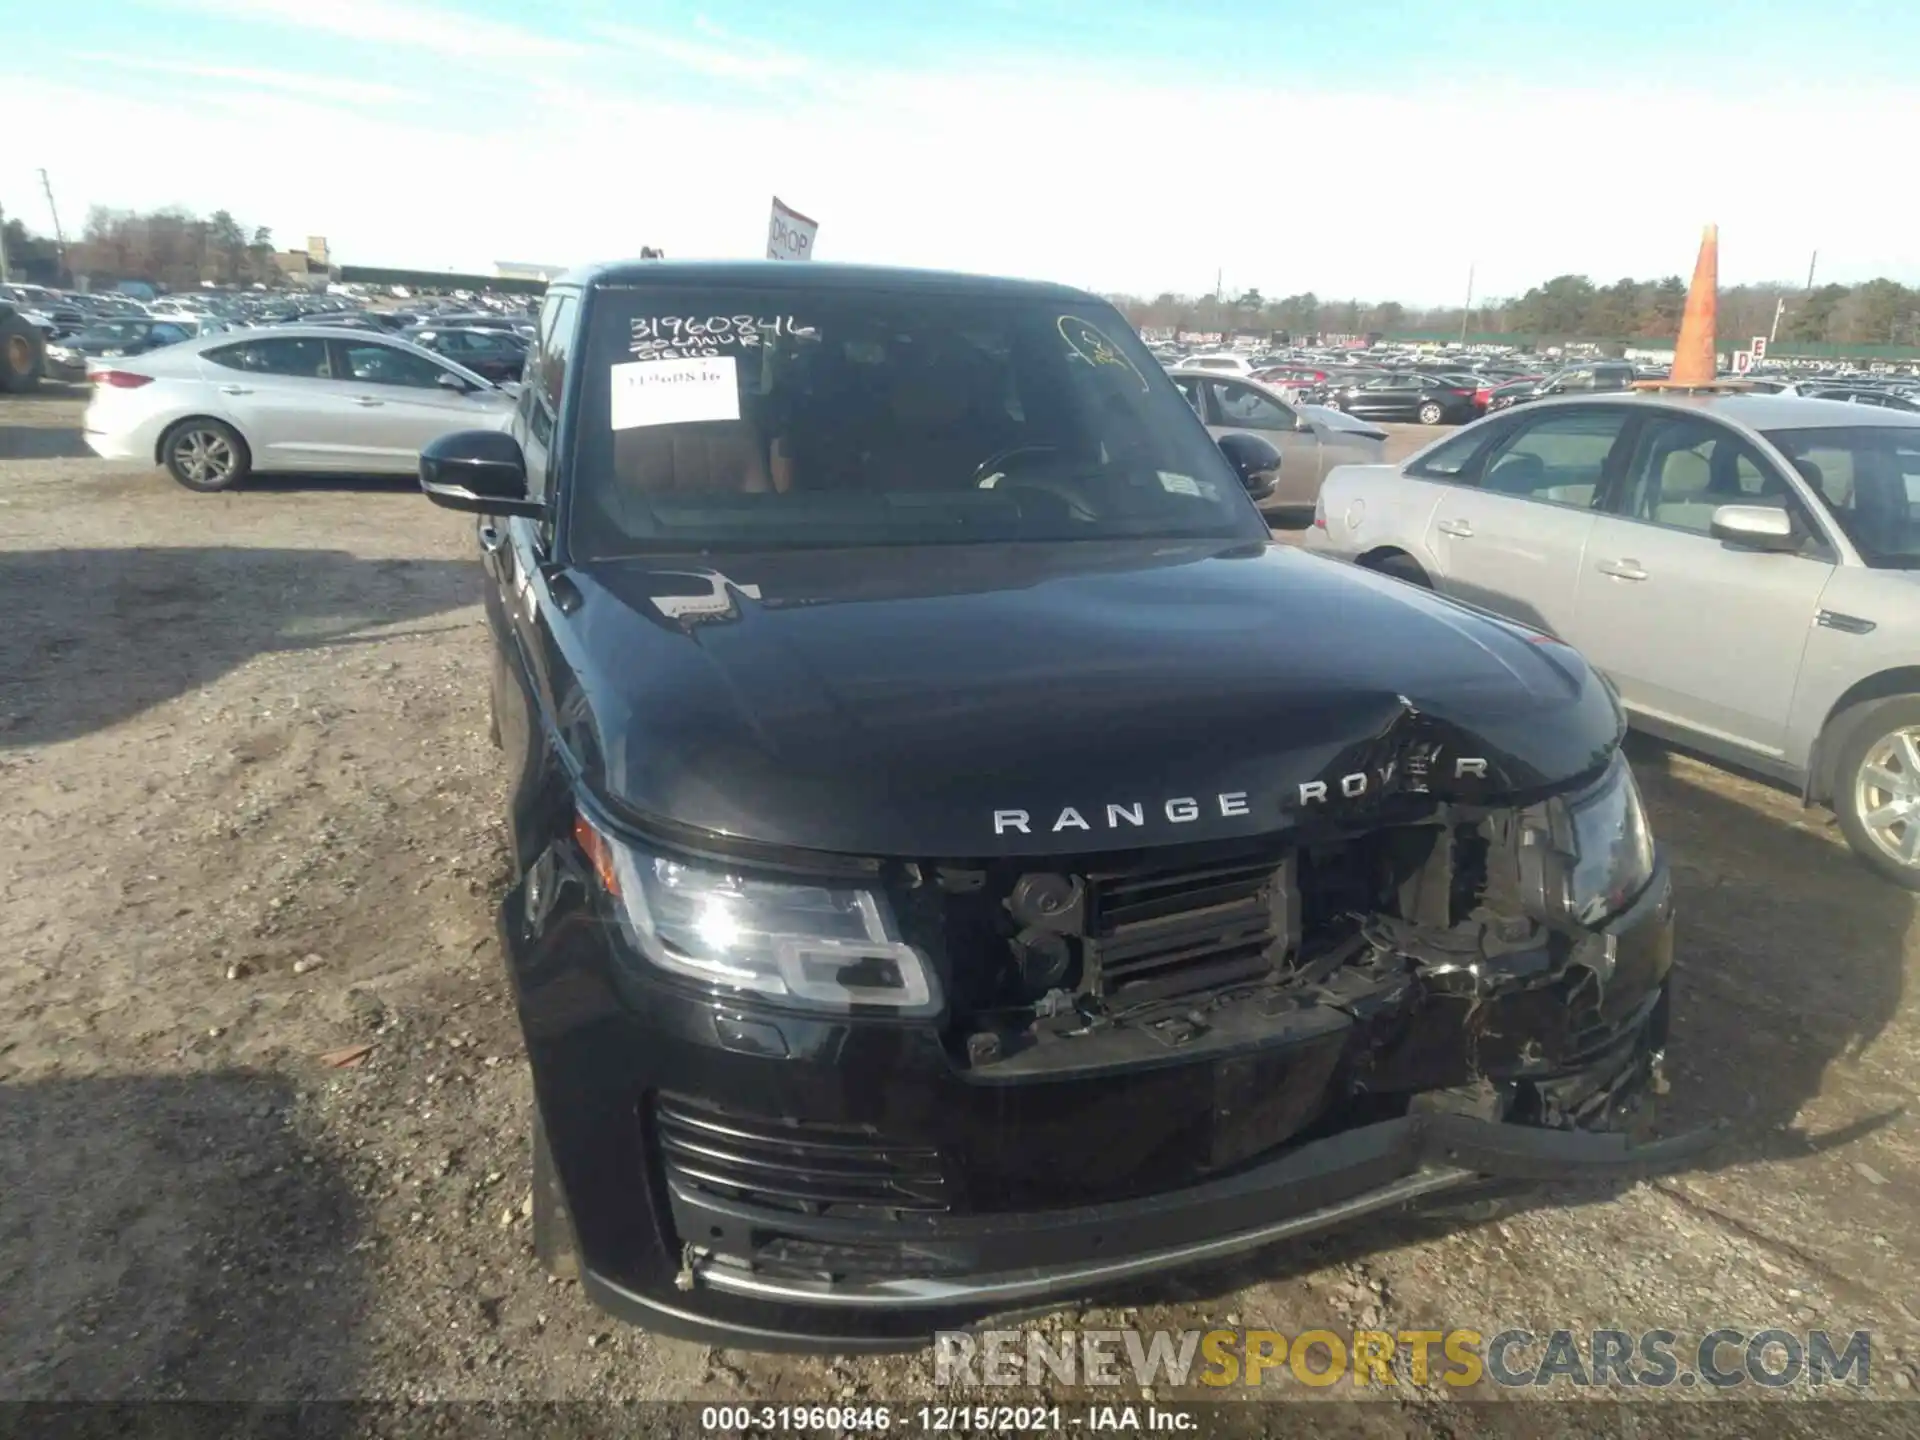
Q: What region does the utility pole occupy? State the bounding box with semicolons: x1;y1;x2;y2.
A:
1805;250;1818;292
1459;261;1475;345
38;169;68;280
0;202;11;285
1769;295;1786;344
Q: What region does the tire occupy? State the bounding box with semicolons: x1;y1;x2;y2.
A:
1417;402;1444;425
1325;395;1344;412
1832;696;1920;891
0;311;44;394
1366;551;1433;588
162;418;251;492
531;1108;580;1279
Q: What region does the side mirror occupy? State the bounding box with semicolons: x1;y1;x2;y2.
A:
436;371;473;393
1294;415;1315;433
420;429;541;516
1709;503;1801;552
1217;432;1281;501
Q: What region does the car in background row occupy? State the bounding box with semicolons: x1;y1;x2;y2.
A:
1168;371;1387;521
403;325;529;384
43;317;219;381
1474;374;1543;413
1172;353;1257;376
1490;362;1638;411
1305;393;1920;889
1321;372;1477;425
1251;365;1333;401
1801;387;1920;413
82;326;515;491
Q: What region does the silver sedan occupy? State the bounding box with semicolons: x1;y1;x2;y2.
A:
1307;393;1920;889
1167;370;1388;522
82;325;517;491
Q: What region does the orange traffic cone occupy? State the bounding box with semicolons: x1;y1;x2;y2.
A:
1638;225;1735;391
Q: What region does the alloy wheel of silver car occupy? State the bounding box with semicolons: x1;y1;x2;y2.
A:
1853;725;1920;871
1418;402;1443;425
173;428;236;486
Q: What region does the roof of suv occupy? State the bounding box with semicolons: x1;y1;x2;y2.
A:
555;258;1093;300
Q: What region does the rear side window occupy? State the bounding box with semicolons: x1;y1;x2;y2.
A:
203;337;331;378
337;342;446;389
1406;424;1504;481
1478;408;1631;508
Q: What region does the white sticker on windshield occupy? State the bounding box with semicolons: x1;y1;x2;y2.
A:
1158;471;1203;497
610;356;739;430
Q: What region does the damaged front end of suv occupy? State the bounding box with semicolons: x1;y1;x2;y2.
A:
437;261;1703;1352
508;669;1688;1352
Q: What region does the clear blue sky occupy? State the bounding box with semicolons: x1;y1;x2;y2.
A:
7;0;1917;299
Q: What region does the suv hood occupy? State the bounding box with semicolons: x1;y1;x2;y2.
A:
558;540;1622;858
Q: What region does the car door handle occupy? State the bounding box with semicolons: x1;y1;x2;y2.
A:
217;384;252;396
478;524;508;555
1437;519;1474;538
1598;559;1648;581
351;395;384;407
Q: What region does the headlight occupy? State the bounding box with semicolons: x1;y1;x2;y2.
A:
574;814;941;1016
1562;752;1656;925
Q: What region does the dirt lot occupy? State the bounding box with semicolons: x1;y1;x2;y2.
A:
2;390;1918;1430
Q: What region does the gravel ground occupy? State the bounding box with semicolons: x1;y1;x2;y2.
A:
2;391;1918;1431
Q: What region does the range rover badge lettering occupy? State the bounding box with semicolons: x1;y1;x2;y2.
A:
988;763;1489;833
991;792;1251;836
1298;756;1487;806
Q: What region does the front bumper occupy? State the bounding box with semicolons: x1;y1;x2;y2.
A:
507;856;1688;1352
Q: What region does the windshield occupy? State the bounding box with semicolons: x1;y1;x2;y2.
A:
568;286;1266;558
1765;424;1920;568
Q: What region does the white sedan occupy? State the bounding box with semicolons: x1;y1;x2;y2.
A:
83;325;517;491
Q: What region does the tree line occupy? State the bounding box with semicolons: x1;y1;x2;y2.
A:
1114;274;1920;349
2;206;281;290
7;204;1916;347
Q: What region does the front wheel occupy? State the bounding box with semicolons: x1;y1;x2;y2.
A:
162;418;251;492
1834;697;1920;890
1417;402;1444;425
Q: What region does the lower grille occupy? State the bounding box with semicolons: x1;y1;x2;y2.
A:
1085;857;1284;1004
654;1093;951;1215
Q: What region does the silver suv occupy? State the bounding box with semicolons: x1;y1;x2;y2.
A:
1306;393;1920;888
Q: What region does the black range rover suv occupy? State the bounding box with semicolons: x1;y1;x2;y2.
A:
418;260;1690;1351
